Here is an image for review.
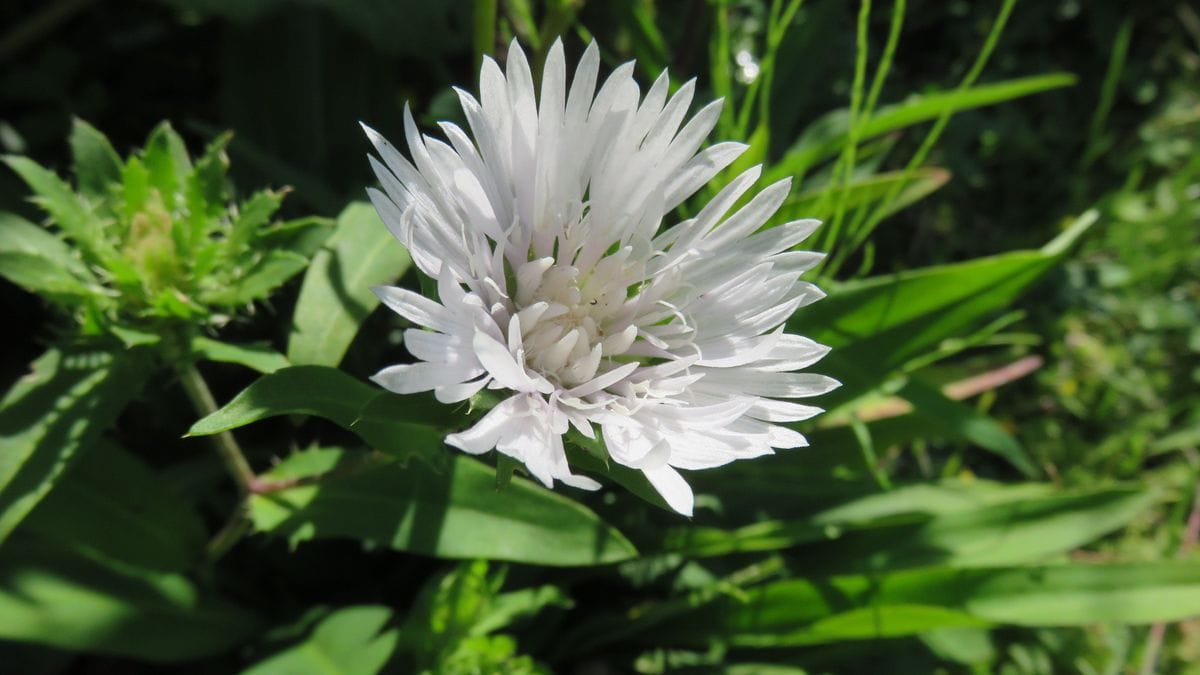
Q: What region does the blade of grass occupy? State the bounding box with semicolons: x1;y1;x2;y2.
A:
826;0;1019;277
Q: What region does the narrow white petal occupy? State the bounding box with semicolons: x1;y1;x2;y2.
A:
643;464;694;516
472;330;544;393
372;362;484;395
372;285;457;333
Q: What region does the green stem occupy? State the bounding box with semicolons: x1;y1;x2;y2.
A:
176;358;256;495
202;502;252;564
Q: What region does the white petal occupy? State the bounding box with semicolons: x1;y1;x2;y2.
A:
643;464;694;516
434;376;490;403
445;395;524;454
566;361;639;398
472;330;547;393
372;362;484;395
373;285;457;333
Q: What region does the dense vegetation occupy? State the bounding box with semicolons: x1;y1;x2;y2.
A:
1;1;1197;673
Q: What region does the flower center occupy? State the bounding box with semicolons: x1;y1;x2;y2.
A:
513;258;639;387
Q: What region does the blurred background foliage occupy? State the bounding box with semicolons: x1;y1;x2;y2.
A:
0;0;1198;673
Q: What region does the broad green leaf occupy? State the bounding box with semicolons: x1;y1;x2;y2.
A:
668;485;1153;572
288;202;412;367
3;155;111;262
0;212;97;301
0;347;151;543
201;250;308;307
792;211;1096;408
249;447;638;566
187;365;456;462
21;442;206;572
0;538;259;662
68;118;123;199
767;73;1077;181
638;561;1200;648
192;335;290;374
243;605;399;675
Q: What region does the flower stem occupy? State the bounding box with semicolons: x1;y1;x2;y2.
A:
176;359;256;495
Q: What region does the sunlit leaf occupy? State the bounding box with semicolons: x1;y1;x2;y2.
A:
794;212;1097;409
0;538;259;662
200;249;309;307
0;347;152;544
191;335;290;374
243;605;399;675
0;212;98;302
288;202;412;368
2;155;113;263
249;447;638;566
187;365;455;463
628;561;1200;648
21;442;207;572
668;484;1154;572
68;118;123;199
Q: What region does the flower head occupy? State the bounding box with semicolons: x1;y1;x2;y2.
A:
364;40;838;515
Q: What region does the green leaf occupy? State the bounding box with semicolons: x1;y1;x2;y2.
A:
0;538;259;662
652;561;1200;647
141;121;192;205
0;212;98;301
783;166;950;222
793;211;1096;408
186;132;232;216
21;442;207;572
68;118;123;199
668;484;1155;573
120;155;151;219
258;215;335;260
202;250;309;307
3;155;111;262
187;365;456;463
249;447;638;566
288;202;412;367
896;377;1036;477
227;188;286;256
192;335;290;374
768;73;1077;181
0;347;152;544
243;605;399;675
471;585;573;636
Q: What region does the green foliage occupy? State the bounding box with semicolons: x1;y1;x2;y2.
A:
0;347;152;544
0;538;260;662
247;447;637;566
243;606;400;675
0;1;1195;673
2;120;329;338
616;561;1200;648
288;202;413;368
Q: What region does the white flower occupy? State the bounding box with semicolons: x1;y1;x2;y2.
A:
363;40;838;516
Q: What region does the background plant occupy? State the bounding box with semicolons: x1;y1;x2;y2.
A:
0;1;1197;673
